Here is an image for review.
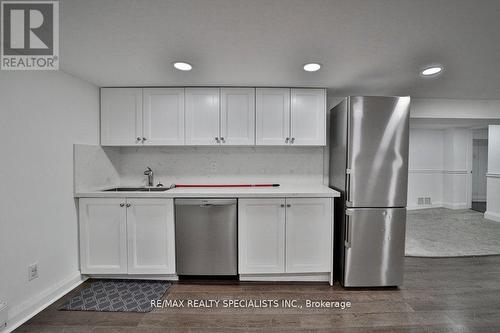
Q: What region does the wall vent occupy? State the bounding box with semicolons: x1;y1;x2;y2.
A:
417;197;432;206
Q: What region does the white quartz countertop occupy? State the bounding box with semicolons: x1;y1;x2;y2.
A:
75;184;340;198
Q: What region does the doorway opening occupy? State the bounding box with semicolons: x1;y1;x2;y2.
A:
471;138;488;213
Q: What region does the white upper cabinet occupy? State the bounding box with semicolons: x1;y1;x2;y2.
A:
290;89;326;146
238;198;286;274
126;198;176;274
142;88;185;145
101;87;326;146
220;88;255;145
185;88;220;145
285;198;332;273
256;88;290;145
101;88;142;146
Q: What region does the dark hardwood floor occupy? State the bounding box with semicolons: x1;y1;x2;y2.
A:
16;256;500;332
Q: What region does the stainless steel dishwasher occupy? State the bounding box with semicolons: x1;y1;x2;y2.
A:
175;199;237;276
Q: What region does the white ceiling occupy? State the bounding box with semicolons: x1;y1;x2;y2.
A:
60;0;500;98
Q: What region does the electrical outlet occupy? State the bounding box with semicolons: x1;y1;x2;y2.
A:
417;197;424;205
28;263;39;281
210;161;217;173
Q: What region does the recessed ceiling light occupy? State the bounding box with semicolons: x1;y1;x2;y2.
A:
421;66;443;77
303;63;322;72
173;62;192;71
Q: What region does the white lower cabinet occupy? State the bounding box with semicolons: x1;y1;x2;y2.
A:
285;198;332;273
238;198;286;274
79;198;175;275
79;198;128;274
238;197;333;276
126;198;176;274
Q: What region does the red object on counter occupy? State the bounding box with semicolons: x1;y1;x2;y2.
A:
173;183;280;188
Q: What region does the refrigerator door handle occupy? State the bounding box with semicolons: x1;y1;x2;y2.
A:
345;211;352;248
346;169;352;206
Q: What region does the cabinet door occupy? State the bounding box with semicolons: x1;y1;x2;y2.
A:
290;89;326;146
101;88;142;146
255;88;290;145
238;198;286;273
220;88;255;145
285;198;332;273
79;198;127;274
126;198;176;274
143;88;185;145
185;88;220;145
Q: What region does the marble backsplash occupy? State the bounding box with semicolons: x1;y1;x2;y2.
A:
74;145;327;191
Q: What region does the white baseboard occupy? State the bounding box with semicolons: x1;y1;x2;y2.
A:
87;274;178;281
485;211;500;223
3;272;85;333
407;203;443;211
240;273;330;282
442;202;469;210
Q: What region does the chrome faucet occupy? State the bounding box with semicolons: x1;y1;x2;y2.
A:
144;167;154;187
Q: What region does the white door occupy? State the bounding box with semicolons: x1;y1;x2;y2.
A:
255;88;290;146
143;88;185;145
79;198;128;274
126;198;176;274
220;88;255;145
285;198;332;273
101;88;143;146
185;88;220;145
238;198;286;274
290;89;326;146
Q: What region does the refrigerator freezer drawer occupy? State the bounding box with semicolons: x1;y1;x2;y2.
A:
343;207;406;287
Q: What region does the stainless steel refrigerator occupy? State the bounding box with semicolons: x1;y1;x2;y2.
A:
329;96;410;287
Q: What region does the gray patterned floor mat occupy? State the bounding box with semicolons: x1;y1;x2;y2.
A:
59;279;171;312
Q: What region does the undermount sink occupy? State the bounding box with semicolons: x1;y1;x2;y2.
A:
103;187;170;192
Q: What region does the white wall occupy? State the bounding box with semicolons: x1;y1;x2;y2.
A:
485;125;500;222
408;128;471;210
442;128;472;209
408;129;444;209
412;98;500;119
0;71;99;331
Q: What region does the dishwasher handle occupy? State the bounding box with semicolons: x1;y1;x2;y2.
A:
175;199;237;206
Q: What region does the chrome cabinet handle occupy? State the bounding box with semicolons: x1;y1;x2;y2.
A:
136;137;141;142
142;137;147;142
126;203;131;207
215;137;220;143
280;204;285;207
290;137;295;144
220;137;225;143
285;137;289;143
286;204;291;207
120;203;125;207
